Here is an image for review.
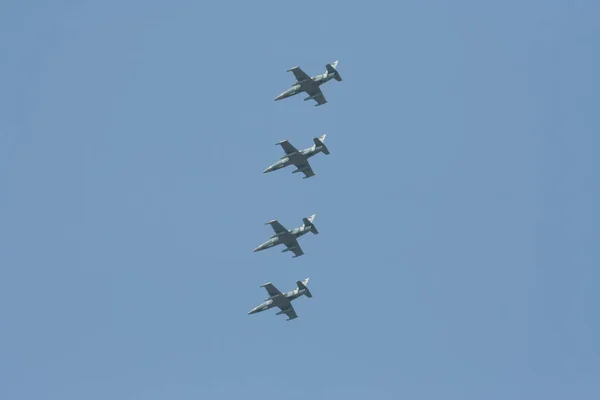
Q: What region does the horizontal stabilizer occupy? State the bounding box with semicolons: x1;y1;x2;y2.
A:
326;61;342;81
302;215;318;234
297;278;312;298
313;134;330;155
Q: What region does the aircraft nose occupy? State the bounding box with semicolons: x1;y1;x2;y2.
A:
253;245;262;252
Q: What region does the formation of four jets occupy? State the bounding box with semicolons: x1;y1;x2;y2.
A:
248;61;342;321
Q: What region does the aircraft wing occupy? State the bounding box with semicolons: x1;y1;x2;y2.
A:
266;220;290;236
288;66;311;82
306;87;327;106
285;238;304;258
277;140;300;155
293;161;315;179
260;282;282;297
279;304;298;320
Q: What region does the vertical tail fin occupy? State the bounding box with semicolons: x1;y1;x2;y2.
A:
325;61;342;82
313;134;330;155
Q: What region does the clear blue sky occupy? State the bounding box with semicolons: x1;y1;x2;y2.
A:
1;1;599;399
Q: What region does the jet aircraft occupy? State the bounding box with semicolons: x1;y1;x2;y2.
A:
248;278;312;321
253;215;318;258
274;61;342;106
263;134;330;179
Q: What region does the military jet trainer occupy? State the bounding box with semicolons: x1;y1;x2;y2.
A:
274;61;342;106
263;134;330;179
248;278;312;321
253;214;318;258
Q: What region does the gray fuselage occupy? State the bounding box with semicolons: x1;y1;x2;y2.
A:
264;145;324;173
248;287;308;314
253;225;311;252
275;73;334;101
